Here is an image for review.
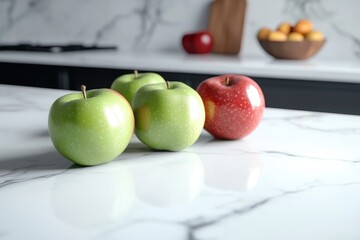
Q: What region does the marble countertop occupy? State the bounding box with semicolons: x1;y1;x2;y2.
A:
1;51;360;83
1;84;360;240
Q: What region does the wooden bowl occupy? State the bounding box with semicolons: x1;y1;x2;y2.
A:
258;39;325;60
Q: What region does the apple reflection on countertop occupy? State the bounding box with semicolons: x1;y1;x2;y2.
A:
202;152;262;192
50;151;206;229
51;163;135;228
131;152;204;208
49;143;263;229
195;134;263;192
123;146;262;209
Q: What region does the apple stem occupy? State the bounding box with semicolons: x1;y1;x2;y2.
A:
166;81;170;89
134;70;138;79
225;77;230;86
81;85;87;99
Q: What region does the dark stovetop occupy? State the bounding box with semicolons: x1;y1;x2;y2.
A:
0;44;117;52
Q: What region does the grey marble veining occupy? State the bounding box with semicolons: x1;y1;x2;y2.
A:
283;0;333;19
93;0;182;50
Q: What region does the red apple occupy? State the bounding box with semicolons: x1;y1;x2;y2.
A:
181;31;213;54
196;75;265;140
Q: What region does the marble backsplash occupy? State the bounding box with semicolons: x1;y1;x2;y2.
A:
0;0;359;61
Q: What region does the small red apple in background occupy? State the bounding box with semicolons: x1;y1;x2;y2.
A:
196;75;265;140
181;31;213;54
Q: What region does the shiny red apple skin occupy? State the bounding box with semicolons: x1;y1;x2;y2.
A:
182;31;213;54
196;75;265;140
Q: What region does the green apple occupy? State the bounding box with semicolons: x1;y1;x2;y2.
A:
111;70;165;104
48;85;134;166
132;81;205;151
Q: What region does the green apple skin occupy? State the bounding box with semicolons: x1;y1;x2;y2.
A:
111;72;165;104
132;81;205;151
48;89;134;166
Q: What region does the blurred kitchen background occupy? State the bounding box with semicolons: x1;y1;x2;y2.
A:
0;0;359;114
0;0;359;60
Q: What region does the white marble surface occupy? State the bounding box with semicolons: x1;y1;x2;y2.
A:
0;0;359;61
1;51;360;83
1;84;360;239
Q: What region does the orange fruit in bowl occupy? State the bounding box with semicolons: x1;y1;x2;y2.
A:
306;30;325;41
288;32;304;41
277;22;292;35
293;19;313;35
257;27;271;40
267;31;287;41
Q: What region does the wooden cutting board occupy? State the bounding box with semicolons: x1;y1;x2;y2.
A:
208;0;247;54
